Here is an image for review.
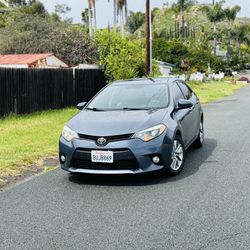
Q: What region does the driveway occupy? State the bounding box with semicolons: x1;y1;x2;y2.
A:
1;85;250;250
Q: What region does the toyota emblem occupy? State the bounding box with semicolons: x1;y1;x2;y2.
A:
97;137;106;145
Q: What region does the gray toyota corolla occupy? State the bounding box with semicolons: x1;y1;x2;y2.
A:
59;77;204;176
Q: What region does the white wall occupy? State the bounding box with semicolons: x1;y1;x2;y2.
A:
45;55;68;68
0;64;28;68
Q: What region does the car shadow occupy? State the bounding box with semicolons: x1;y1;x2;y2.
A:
68;138;217;187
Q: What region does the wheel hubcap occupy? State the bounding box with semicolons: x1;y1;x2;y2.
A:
200;122;204;143
170;140;184;171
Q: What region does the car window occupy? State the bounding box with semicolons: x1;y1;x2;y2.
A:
177;81;192;99
172;83;185;105
87;83;169;110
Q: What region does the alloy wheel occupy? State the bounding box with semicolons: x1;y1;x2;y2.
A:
170;140;184;171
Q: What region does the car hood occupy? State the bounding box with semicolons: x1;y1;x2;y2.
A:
67;109;168;136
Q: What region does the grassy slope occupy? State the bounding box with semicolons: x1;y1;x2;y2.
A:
0;81;246;182
0;108;77;178
188;81;246;104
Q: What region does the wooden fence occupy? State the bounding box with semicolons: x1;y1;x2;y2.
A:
0;68;107;117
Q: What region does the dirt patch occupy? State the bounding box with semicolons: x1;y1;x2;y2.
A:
0;157;59;191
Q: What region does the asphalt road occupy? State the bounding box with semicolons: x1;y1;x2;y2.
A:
1;85;250;250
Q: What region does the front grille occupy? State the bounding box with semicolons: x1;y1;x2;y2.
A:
78;133;133;143
71;148;139;170
72;159;138;170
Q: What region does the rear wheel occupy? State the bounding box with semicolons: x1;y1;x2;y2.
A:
167;136;185;176
193;120;204;148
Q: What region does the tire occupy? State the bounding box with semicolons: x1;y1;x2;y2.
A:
166;135;185;176
193;119;204;148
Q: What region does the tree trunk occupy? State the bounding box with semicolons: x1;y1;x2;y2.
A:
113;0;117;31
120;7;124;37
93;0;97;29
88;1;92;37
213;23;217;55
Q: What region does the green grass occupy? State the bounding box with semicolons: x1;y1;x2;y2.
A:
0;81;246;183
188;81;246;104
0;108;77;179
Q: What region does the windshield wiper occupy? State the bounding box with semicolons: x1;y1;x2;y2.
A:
122;107;150;111
85;107;106;111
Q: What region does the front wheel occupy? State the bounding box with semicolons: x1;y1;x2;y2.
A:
166;136;185;176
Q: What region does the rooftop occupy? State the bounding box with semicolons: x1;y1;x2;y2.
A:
0;53;53;65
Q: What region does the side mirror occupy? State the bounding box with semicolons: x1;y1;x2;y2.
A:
77;102;87;110
177;99;193;110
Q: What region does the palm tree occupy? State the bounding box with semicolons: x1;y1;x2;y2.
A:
171;0;196;40
113;0;117;31
203;1;226;55
232;24;250;54
117;0;127;36
203;1;225;32
87;0;96;37
108;0;117;31
224;5;241;66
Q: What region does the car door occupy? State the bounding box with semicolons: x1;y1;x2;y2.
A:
172;82;194;147
177;81;200;143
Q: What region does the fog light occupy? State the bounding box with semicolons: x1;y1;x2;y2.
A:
60;155;66;163
152;156;160;164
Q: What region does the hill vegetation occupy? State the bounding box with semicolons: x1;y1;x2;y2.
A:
0;0;249;79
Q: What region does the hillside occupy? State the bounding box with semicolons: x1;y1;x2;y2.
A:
153;5;250;39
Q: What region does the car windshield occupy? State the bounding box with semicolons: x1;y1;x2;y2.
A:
86;83;169;110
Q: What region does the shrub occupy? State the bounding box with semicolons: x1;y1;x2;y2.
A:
153;38;189;68
153;38;225;73
94;30;145;81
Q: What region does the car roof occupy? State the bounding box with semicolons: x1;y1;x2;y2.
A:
112;77;179;86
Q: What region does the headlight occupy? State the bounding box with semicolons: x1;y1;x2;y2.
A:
132;124;166;142
62;125;79;142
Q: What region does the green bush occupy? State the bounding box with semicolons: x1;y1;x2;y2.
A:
153;38;225;73
94;30;145;81
153;38;189;68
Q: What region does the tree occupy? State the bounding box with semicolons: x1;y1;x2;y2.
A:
203;1;226;55
81;8;89;27
8;0;27;6
224;5;241;66
0;14;98;66
87;0;96;36
232;24;250;52
20;1;47;16
203;1;225;32
117;0;127;36
55;4;71;20
171;0;196;40
126;11;145;34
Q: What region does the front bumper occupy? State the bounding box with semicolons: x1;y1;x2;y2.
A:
59;135;173;174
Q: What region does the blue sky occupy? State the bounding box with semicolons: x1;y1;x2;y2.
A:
41;0;250;27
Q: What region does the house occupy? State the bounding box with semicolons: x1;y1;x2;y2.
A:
0;53;69;68
155;60;176;76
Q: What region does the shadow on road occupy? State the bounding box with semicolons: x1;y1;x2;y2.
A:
68;138;217;187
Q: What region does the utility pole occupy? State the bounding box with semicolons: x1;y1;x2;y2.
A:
180;0;184;40
226;30;231;68
213;0;215;6
145;0;152;75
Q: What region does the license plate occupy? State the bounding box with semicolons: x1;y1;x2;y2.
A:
91;150;114;163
